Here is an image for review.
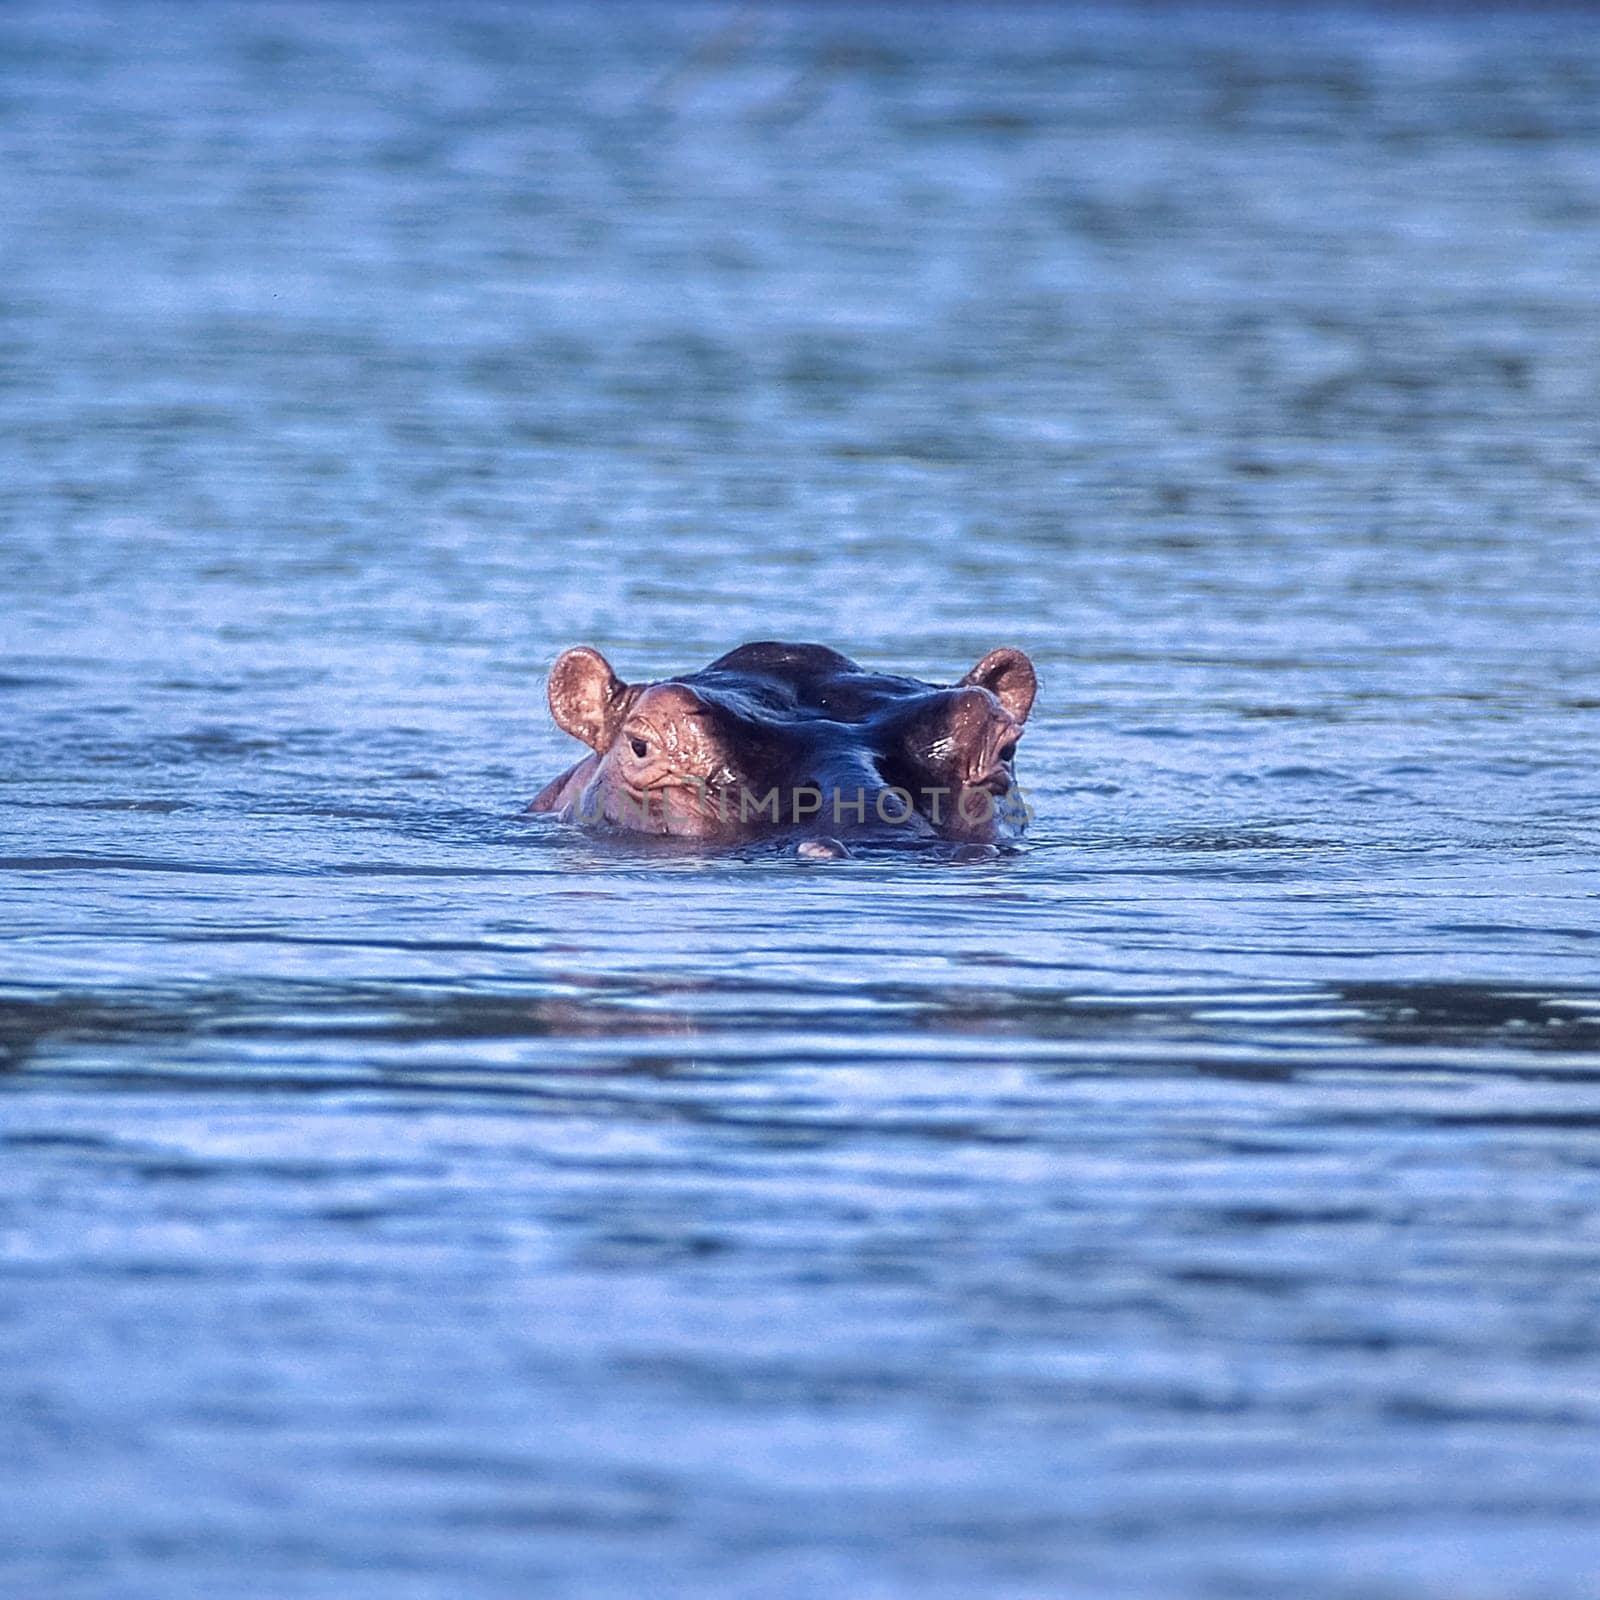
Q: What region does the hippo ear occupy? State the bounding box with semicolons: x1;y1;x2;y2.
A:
548;646;634;751
961;647;1037;724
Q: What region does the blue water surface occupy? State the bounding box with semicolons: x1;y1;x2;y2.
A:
3;4;1599;1597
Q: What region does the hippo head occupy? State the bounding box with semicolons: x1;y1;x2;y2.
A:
528;642;1038;845
534;643;864;838
874;649;1037;841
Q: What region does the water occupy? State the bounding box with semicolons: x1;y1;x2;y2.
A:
4;3;1600;1595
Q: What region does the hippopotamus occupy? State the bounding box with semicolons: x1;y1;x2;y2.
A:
525;641;1037;848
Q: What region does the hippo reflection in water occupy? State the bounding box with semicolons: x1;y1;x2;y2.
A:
526;641;1036;849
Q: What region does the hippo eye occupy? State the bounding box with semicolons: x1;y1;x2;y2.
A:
998;740;1018;763
629;736;649;759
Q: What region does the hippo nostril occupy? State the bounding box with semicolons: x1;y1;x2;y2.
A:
629;736;648;758
998;740;1018;764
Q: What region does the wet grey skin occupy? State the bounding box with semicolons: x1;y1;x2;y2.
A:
525;641;1037;847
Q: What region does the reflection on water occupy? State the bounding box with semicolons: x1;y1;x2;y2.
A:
3;2;1600;1597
